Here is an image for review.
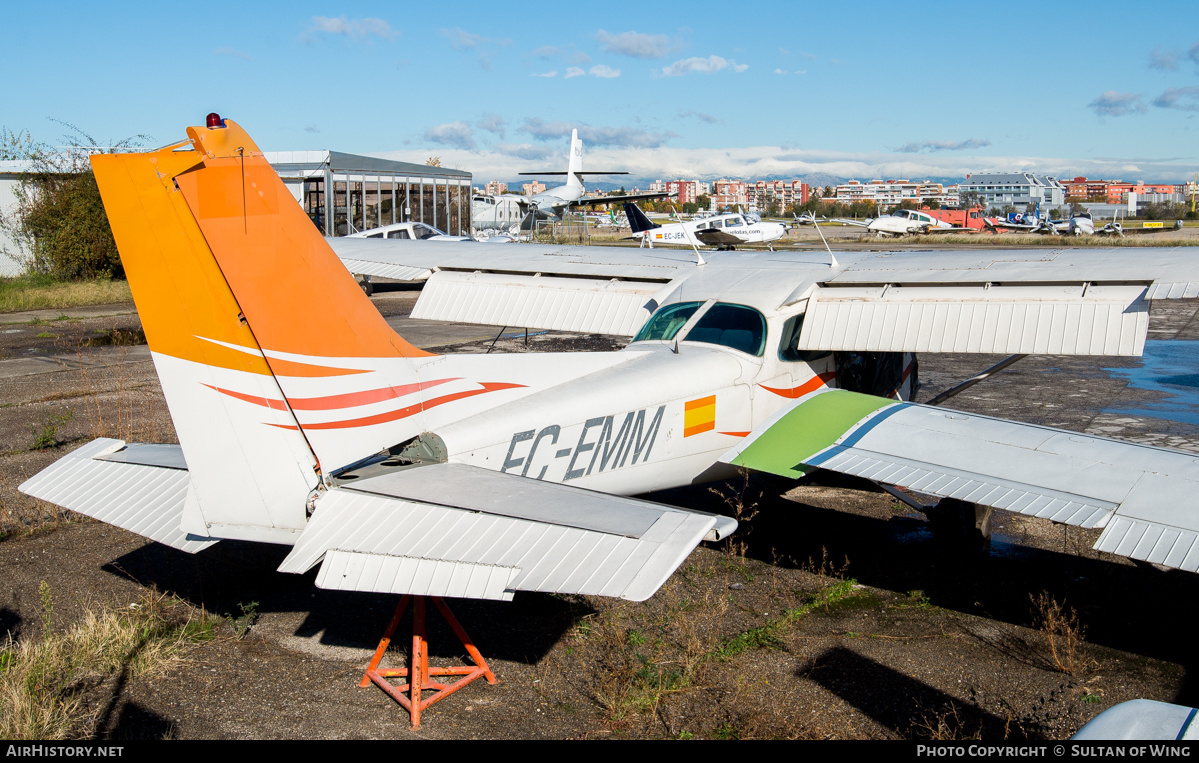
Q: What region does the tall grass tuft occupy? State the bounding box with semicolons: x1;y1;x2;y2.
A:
0;585;218;739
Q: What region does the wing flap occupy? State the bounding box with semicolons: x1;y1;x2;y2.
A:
410;269;662;336
723;389;1199;572
278;464;732;601
18;438;217;553
798;284;1149;355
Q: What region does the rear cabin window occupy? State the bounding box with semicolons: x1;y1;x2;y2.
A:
632;301;704;342
387;229;411;239
683;303;766;356
778;314;831;362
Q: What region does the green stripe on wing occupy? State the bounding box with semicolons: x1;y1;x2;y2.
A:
730;389;897;478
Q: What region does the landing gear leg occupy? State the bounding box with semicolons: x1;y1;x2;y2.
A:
927;497;992;550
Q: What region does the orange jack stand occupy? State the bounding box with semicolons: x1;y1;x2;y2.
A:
359;595;496;729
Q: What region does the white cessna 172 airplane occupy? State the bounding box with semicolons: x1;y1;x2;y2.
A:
23;117;1199;616
828;208;971;236
471;129;667;231
624;202;788;249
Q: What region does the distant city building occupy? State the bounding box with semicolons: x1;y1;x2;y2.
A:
749;180;810;211
484;180;508;195
835;179;956;207
522;180;546;195
958;173;1065;210
711;179;749;210
1062;177;1117;201
1105;182;1178;205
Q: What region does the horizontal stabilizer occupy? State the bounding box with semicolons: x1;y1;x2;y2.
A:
798;284;1148;355
279;463;733;601
18;439;217;553
338;259;432;282
411;269;663;336
723;389;1199;572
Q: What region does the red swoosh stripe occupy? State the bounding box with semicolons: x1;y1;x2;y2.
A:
207;378;460;412
204;385;289;411
272;382;525;430
287;378;458;410
760;371;836;399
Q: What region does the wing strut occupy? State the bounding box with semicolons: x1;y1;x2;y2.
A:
923;354;1027;407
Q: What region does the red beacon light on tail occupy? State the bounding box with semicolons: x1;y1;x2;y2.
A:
205;112;226;128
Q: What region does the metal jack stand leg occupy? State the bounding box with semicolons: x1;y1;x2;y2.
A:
359;595;496;729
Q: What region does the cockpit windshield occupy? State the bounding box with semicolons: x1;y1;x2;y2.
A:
632;301;704;342
682;303;766;356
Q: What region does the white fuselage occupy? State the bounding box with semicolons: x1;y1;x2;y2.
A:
640;214;787;248
863;210;953;236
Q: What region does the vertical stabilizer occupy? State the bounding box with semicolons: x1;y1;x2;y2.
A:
567;128;584;191
91;142;322;543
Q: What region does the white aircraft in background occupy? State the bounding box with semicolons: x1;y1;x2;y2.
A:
344;222;511;295
25;116;1199;625
624;202;788;249
986;203;1100;235
471;129;667;231
828;208;971;236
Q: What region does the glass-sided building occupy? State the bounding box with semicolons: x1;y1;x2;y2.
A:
265;151;472;237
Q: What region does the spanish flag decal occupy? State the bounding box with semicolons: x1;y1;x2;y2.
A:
684;395;716;437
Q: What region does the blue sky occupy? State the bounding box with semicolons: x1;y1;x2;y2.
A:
4;1;1198;184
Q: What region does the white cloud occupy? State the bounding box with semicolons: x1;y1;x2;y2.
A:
423;122;476;150
595;29;671;59
897;138;992;153
441;27;482;50
477;113;505;137
531;70;557;78
307;16;397;42
1149;46;1180;71
1088;91;1147;117
564;66;586;79
661;55;746;77
372;143;1199;185
1154;86;1199;112
520;118;677;148
589;64;621;79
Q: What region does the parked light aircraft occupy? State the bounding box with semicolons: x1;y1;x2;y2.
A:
23;117;1199;616
624;202;788;249
828;208;972;236
470;129;667;231
986;203;1097;235
344;222;511;295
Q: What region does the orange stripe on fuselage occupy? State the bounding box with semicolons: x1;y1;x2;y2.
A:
760;371;836;399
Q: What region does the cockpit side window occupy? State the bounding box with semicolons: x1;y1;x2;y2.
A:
387;229;411;239
778;314;831;362
632;301;704;342
684;303;766;356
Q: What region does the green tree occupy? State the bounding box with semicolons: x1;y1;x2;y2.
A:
1;122;145;279
696;194;711;210
924;198;941;210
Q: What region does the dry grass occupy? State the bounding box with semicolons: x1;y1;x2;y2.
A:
0;584;218;740
1031;591;1092;676
0;276;131;315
